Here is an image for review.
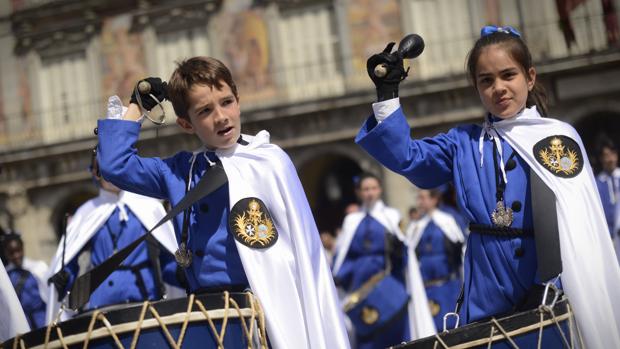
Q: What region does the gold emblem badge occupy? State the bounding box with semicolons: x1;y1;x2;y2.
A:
361;306;379;325
491;200;513;227
534;136;583;178
229;198;278;249
429;299;441;317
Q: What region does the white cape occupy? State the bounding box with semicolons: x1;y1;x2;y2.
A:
490;106;620;348
216;131;350;349
332;200;436;339
406;209;465;249
0;262;30;342
45;189;178;324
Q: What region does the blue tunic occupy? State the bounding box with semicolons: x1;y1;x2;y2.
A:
356;108;541;324
64;207;176;309
8;268;46;329
97;119;248;292
416;220;462;329
335;214;409;349
595;170;620;237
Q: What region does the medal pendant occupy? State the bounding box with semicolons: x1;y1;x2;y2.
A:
491;200;513;227
175;243;192;268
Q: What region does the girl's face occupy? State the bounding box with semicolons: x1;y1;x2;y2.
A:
475;44;535;119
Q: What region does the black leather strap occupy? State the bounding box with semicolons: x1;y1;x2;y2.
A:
469;224;534;237
69;164;229;310
530;169;562;282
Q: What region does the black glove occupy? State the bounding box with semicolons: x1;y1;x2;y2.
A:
129;77;168;111
366;42;409;101
48;270;70;301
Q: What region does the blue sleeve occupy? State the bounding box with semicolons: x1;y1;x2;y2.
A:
97;119;168;199
355;108;458;189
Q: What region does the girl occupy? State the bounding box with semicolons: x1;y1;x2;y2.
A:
406;189;464;331
332;173;434;347
358;26;620;347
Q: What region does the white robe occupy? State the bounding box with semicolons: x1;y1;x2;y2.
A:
489;106;620;348
45;189;178;324
215;131;351;349
332;200;436;339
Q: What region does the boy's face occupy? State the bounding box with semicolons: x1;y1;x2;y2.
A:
177;82;241;150
4;240;24;268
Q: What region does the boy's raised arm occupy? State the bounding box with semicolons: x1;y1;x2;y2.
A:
96;87;169;200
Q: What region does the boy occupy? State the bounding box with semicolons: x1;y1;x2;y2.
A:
46;151;180;323
3;234;46;329
97;57;349;348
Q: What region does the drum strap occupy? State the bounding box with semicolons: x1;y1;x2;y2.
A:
69;164;229;310
14;269;30;298
145;234;166;299
530;168;563;282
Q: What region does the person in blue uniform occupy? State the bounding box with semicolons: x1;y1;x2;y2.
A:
407;189;464;330
357;26;620;347
332;173;409;348
595;139;620;249
96;57;349;348
48;153;179;312
2;234;46;329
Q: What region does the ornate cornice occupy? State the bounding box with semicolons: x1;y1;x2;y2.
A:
10;0;222;58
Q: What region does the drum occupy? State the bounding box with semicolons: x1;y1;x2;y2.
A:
393;297;581;349
2;291;267;349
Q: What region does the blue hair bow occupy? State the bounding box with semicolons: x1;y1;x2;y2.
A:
480;25;521;38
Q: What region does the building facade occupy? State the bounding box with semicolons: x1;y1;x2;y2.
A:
1;0;619;262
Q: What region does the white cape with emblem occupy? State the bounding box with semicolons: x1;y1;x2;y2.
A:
216;131;350;349
491;106;620;348
45;190;178;324
332;200;436;339
0;262;30;341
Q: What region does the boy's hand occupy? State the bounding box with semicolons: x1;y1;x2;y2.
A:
130;77;168;111
366;43;408;101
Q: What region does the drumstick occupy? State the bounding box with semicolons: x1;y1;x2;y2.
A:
138;80;151;94
374;34;425;78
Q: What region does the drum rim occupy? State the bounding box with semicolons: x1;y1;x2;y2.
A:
393;298;573;349
3;292;255;348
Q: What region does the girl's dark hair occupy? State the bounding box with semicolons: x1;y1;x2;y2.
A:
354;172;382;190
466;32;548;117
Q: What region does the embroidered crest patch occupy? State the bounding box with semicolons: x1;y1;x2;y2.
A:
361;306;379;325
429;299;441;317
229;197;278;249
533;135;583;178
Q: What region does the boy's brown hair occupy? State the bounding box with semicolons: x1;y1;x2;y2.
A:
167;56;239;120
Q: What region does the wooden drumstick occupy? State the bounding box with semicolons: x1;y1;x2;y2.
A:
138;80;151;94
374;64;388;78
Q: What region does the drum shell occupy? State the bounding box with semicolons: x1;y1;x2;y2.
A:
2;292;263;349
394;298;574;349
